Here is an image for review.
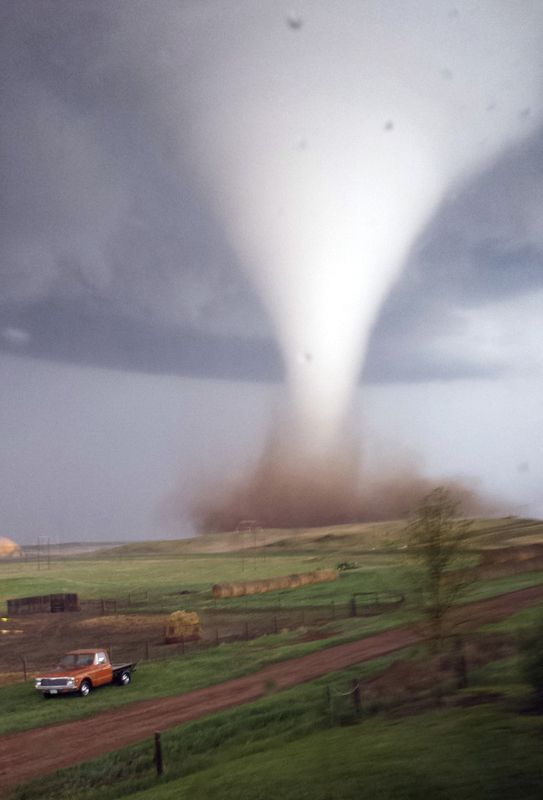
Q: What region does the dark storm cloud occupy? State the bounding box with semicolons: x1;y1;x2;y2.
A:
413;133;543;307
0;2;272;332
1;1;543;384
364;130;543;382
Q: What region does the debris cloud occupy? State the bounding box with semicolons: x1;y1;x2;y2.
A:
186;437;497;533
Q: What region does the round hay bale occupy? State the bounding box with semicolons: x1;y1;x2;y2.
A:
229;582;248;597
242;581;259;596
285;574;303;589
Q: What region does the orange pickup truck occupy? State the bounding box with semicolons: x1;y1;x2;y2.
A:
35;649;136;698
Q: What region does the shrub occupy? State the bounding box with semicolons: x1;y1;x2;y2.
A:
521;617;543;706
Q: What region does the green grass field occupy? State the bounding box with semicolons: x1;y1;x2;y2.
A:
12;652;543;800
3;539;543;617
4;520;543;799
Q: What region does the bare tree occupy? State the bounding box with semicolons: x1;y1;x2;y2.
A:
405;487;473;653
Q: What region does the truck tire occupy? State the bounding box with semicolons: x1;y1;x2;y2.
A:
118;670;131;686
42;692;51;700
79;679;91;697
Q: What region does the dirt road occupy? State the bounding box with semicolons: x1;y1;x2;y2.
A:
2;583;543;792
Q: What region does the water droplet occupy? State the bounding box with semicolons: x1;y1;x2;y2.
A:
287;12;303;30
520;107;531;119
486;103;496;112
441;68;453;80
383;120;394;131
448;8;460;18
297;138;308;150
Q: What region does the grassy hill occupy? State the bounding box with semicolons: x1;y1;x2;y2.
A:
94;517;543;559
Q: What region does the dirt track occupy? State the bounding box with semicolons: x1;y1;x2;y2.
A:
2;583;543;792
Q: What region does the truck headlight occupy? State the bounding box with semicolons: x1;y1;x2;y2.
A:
35;679;41;688
67;677;76;687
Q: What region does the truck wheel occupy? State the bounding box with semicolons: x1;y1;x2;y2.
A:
42;692;51;700
118;670;131;686
79;680;91;697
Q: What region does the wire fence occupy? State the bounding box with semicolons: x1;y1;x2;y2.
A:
0;592;407;682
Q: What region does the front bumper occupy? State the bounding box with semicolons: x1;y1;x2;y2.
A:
35;678;78;694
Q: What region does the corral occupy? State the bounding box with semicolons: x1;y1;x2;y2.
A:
7;593;80;615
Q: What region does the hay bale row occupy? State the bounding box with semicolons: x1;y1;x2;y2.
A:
212;569;338;599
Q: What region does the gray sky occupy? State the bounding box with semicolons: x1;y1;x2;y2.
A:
1;1;543;542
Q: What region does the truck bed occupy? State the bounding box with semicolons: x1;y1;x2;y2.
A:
111;662;137;676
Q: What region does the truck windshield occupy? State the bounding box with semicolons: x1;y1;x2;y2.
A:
60;654;94;667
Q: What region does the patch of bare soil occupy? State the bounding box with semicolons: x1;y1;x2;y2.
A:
1;583;543;792
363;632;515;705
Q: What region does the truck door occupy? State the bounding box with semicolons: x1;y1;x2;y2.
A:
94;651;113;685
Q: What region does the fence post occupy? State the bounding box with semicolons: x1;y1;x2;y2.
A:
101;599;106;615
109;644;113;661
350;596;356;618
154;731;163;776
274;615;278;635
245;621;249;641
352;680;361;715
215;629;219;646
301;608;305;626
145;639;150;660
455;636;468;689
326;686;333;721
331;600;335;619
181;636;185;655
22;658;27;681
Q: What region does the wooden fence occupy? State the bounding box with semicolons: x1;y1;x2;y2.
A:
7;593;80;615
